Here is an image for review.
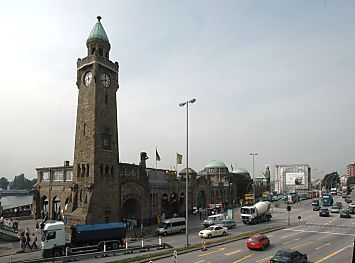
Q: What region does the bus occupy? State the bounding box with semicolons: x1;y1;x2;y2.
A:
322;193;333;206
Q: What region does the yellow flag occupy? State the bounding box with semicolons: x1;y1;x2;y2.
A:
176;153;183;164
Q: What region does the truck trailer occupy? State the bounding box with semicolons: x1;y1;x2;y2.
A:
240;201;272;224
41;221;126;258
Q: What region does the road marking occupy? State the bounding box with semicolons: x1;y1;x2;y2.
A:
315;242;331;250
224;249;241;256
282;228;355;236
256;256;273;263
193;261;205;263
199;247;225;257
283;238;300;244
232;253;255;263
281;232;300;239
291;240;313;249
318;235;329;240
314;243;353;263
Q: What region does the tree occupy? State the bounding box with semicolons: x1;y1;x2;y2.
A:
12;174;36;190
0;177;9;189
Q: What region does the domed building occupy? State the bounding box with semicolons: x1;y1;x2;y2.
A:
230;168;253;205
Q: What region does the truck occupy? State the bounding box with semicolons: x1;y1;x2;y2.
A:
321;193;333;206
330;188;337;195
240;201;272;224
41;221;126;258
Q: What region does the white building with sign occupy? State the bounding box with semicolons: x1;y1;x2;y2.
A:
274;164;311;194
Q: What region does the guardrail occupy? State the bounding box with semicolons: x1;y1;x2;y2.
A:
7;243;173;263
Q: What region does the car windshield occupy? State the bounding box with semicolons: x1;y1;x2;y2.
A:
241;208;254;214
275;250;292;259
158;223;166;228
206;226;214;231
248;238;260;242
320;208;328;211
332;205;339;209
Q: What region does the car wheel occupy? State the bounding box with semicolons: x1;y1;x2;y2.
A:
222;231;226;236
261;244;265;250
111;242;119;250
180;228;185;233
208;234;212;239
163;232;168;236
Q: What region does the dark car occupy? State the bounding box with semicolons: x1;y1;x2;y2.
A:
346;198;352;203
270;249;307;263
335;201;343;208
217;219;237;229
312;204;320;211
340;208;351;218
319;208;330;217
246;233;270;250
311;199;319;206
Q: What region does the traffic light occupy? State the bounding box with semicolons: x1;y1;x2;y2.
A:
287;205;291;212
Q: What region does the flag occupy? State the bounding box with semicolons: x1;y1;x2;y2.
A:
156;149;161;161
176;153;183;164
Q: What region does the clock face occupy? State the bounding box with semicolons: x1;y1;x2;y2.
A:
101;73;111;87
84;72;92;86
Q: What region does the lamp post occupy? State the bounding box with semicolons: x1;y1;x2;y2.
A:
179;98;196;248
250;153;258;204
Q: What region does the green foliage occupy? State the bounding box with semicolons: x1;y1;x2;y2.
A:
0;177;9;189
12;174;36;190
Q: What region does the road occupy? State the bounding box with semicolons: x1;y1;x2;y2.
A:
2;193;354;263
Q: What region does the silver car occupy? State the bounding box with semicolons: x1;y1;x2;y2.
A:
217;219;237;229
330;205;340;213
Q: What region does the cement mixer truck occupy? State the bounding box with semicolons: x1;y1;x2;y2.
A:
240;201;272;224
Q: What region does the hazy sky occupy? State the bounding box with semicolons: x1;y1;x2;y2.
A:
1;0;354;181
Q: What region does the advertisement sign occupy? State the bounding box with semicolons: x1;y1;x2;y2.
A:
285;172;304;186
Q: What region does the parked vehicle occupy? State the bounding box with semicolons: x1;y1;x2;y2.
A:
319;208;330;217
240;201;272;224
246;233;270;250
41;221;126;258
155;217;186;236
203;214;226;227
217;219;236;229
330;205;341;213
198;225;227;239
270;249;307;263
340;209;351;218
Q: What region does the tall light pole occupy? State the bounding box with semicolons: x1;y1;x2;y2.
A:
250;153;258;204
179;98;196;248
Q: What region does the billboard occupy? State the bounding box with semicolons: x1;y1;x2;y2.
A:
285;172;304;186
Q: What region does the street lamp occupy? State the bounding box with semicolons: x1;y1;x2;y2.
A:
179;98;196;248
250;153;258;204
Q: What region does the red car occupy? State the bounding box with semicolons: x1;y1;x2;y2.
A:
246;233;270;250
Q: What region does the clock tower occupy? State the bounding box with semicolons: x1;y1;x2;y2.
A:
66;16;121;224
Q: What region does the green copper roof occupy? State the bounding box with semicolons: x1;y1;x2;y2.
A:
205;160;227;169
87;16;109;43
232;168;249;174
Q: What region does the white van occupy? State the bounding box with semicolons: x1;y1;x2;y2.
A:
203;214;226;227
155;217;186;236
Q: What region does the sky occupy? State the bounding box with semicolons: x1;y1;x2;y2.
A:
0;0;354;181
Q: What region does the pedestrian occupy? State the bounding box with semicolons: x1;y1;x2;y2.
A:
40;221;45;234
30;233;38;250
20;234;26;252
25;233;31;249
35;221;39;232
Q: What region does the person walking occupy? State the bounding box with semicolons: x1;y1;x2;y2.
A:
25;233;31;250
30;233;38;250
35;221;39;232
40;221;45;234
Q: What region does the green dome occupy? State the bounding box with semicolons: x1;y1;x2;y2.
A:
205;160;227;169
232;168;249;174
87;16;109;43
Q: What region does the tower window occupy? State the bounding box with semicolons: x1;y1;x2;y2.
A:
77;165;81;177
105;95;108;104
102;133;112;150
111;166;114;176
105;166;109;175
100;164;103;177
99;48;103;56
105;52;108;58
83;124;86;135
91;47;95;55
86;164;89;177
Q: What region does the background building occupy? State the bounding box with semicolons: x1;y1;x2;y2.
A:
274;164;311;194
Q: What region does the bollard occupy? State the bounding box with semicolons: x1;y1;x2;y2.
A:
173;250;177;263
104;241;106;252
66;247;68;257
158;235;162;246
10;255;12;263
141;237;144;248
125;238;128;250
201;237;207;251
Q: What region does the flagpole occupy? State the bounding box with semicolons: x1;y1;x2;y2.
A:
155;146;157;177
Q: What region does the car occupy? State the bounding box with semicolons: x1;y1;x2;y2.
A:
199;225;227;239
312;204;320;211
217;219;236;229
311;199;319;206
335;201;343;208
330;205;340;213
270;249;307;263
319;208;330;217
340;208;351;218
246;233;270;250
346;198;352;203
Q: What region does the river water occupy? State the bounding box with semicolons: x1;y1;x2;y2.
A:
0;195;33;210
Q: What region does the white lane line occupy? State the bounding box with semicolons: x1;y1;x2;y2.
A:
282;228;355;236
315;242;331;250
281;232;300;239
314;243;353;263
193;261;205;263
284;238;300;244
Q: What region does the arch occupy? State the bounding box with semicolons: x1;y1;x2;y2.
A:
197;190;207;208
52;196;61;220
121;198;141;223
41;196;48;219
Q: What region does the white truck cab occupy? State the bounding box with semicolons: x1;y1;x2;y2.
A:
41;221;66;256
